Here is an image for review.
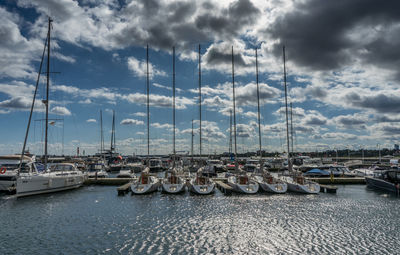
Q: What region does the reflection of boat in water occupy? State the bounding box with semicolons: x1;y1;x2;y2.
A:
366;170;400;194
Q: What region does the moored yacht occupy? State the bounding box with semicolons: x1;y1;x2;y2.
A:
161;169;185;194
130;168;159;194
227;172;259;194
17;163;85;197
279;174;320;194
254;171;287;194
188;170;215;195
0;155;35;192
365;169;400;194
87;163;108;178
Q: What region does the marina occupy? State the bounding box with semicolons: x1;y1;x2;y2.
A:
2;0;400;254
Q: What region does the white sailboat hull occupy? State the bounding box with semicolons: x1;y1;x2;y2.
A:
161;183;185;194
227;176;259;194
259;182;287;193
188;179;215;195
130;176;159;194
279;176;320;194
16;173;85;197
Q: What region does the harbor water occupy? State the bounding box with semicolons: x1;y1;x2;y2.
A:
1;185;399;254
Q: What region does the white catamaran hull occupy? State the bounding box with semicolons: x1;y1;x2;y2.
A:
16;173;85;197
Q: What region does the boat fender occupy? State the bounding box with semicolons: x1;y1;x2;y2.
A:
0;167;6;174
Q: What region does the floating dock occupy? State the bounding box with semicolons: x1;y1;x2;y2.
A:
215;181;233;195
84;178;133;185
306;177;365;184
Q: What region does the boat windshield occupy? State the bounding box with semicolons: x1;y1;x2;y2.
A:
88;164;103;172
150;160;160;167
50;164;74;172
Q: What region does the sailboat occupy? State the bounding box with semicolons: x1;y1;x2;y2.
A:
161;47;185;194
252;47;287;194
131;45;160;194
226;46;259;194
16;18;85;197
188;44;215;195
277;46;319;194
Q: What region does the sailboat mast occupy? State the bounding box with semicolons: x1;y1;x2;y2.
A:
172;46;176;167
229;109;232;156
19;23;49;171
44;17;52;170
191;119;194;164
255;48;262;163
198;44;202;161
290;102;294;155
283;46;291;172
100;110;103;153
146;45;150;165
110;110;115;152
232;46;238;168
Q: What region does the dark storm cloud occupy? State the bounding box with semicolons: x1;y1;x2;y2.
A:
195;0;260;39
347;93;400;113
268;0;400;74
114;0;260;51
205;47;247;67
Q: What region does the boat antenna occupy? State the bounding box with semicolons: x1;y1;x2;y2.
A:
44;17;53;171
172;46;176;168
110;110;115;153
191;119;194;167
229;109;232;157
18;18;50;172
283;46;291;172
146;44;150;167
232;46;238;171
198;44;202;165
255;47;263;169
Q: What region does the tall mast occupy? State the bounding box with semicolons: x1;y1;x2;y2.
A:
229;109;232;156
198;44;202;161
146;45;150;165
232;46;238;169
172;46;176;167
283;46;291;172
100;110;103;153
44;17;52;170
19;19;49;171
110;110;115;152
255;47;262;164
290;102;294;155
191;119;194;165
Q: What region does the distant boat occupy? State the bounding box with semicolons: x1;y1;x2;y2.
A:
87;162;108;178
16;18;85;197
365;170;400;194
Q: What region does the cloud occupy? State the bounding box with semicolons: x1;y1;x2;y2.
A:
127;56;167;78
331;113;369;130
86;118;97;123
151;122;172;129
51;106;71;115
132;112;146;117
120;119;144;125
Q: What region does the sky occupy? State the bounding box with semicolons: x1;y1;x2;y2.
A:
1;0;400;156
